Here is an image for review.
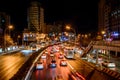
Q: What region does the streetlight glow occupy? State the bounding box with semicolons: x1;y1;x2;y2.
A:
65;24;77;46
4;25;14;52
66;25;71;30
8;25;13;29
101;31;105;35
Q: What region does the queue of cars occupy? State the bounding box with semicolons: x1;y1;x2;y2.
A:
35;46;68;70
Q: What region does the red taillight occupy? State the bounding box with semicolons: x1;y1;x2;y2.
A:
75;72;86;80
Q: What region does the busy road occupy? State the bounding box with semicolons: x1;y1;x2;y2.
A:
29;43;118;80
30;45;86;80
0;50;33;80
0;43;118;80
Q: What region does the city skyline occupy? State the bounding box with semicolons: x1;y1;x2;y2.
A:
0;0;99;33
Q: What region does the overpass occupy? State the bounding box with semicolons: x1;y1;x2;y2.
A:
83;40;120;57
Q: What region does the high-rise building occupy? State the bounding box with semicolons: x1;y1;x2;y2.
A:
23;1;45;44
27;1;44;33
109;0;120;39
98;0;120;39
98;0;106;32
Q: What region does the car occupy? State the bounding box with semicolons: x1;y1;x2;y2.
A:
45;51;48;54
49;59;57;68
81;57;87;60
41;53;47;59
36;61;44;69
60;59;67;66
58;53;64;59
102;61;116;68
91;57;103;64
50;53;54;57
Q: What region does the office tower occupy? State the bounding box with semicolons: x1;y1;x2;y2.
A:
109;0;120;39
98;0;111;32
98;0;105;32
23;1;45;45
98;0;120;39
27;1;44;33
40;7;44;33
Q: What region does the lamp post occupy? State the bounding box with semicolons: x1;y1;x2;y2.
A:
101;30;106;40
65;25;76;45
17;35;21;45
4;25;13;52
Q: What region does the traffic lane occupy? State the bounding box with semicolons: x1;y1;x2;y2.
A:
32;66;71;80
56;54;71;80
50;52;71;80
49;52;86;80
0;51;31;80
67;57;114;80
67;58;94;77
31;52;72;80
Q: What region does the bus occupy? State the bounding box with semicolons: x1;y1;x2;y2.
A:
64;48;74;59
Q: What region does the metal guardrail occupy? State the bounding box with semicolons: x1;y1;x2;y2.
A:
81;40;120;79
0;47;24;55
24;50;45;80
94;41;120;47
86;40;120;52
93;45;120;52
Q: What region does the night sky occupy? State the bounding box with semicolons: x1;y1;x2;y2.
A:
0;0;99;33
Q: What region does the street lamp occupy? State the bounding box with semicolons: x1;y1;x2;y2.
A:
65;25;76;45
8;25;13;34
101;30;106;40
4;25;13;52
101;31;105;35
17;35;21;45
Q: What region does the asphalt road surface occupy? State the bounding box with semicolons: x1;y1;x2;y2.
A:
0;50;33;80
30;47;86;80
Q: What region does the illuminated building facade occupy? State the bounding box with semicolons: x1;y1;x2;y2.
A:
98;0;120;39
23;29;37;45
40;7;44;33
27;1;44;33
109;0;120;39
98;0;106;32
24;1;64;44
23;1;45;44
